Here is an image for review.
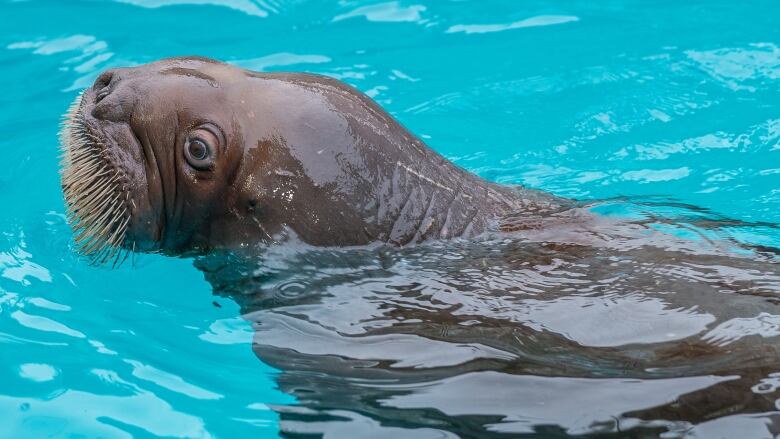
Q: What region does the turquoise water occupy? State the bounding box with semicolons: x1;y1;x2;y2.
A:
1;1;779;438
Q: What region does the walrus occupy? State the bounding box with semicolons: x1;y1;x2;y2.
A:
59;57;780;437
59;56;566;265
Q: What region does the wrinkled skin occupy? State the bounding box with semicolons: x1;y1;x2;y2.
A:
77;56;564;255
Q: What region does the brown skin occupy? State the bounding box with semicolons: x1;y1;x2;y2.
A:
76;56;565;254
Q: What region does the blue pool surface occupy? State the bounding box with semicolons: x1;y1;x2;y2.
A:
1;1;779;437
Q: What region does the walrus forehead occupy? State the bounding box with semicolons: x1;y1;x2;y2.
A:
152;58;244;88
159;67;220;87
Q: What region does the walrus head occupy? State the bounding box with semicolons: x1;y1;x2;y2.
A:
60;57;247;264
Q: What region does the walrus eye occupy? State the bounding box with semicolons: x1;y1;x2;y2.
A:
189;139;209;160
184;136;215;170
183;125;222;172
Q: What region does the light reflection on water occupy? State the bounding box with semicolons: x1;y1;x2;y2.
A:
2;0;780;437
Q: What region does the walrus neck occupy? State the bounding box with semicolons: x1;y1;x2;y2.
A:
367;142;540;245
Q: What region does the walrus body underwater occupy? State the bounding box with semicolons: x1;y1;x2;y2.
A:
60;57;780;438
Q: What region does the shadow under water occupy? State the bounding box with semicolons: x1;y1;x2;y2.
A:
195;200;780;438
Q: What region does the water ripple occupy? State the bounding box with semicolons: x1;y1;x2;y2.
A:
446;15;579;35
3;0;780;436
333;1;427;24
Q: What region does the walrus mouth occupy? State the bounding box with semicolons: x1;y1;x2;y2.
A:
59;92;132;266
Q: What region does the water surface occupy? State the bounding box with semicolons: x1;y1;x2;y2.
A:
1;1;780;438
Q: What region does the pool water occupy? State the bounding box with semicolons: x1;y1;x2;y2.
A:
1;1;779;438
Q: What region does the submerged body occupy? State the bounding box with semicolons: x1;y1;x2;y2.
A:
59;57;780;437
200;211;780;438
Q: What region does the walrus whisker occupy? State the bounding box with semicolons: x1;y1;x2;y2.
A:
68;181;113;207
88;204;124;242
77;197;122;235
66;161;106;179
109;215;127;240
89;246;113;267
77;202;120;238
74;214;115;246
110;248;125;268
71;189;117;221
80;236;109;259
78;226;118;259
59;92;131;266
109;216;130;245
64;165;102;184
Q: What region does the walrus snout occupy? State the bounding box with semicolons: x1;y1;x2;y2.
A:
59;73;164;265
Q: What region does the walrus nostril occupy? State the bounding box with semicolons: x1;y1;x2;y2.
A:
93;70;116;103
94;71;114;91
